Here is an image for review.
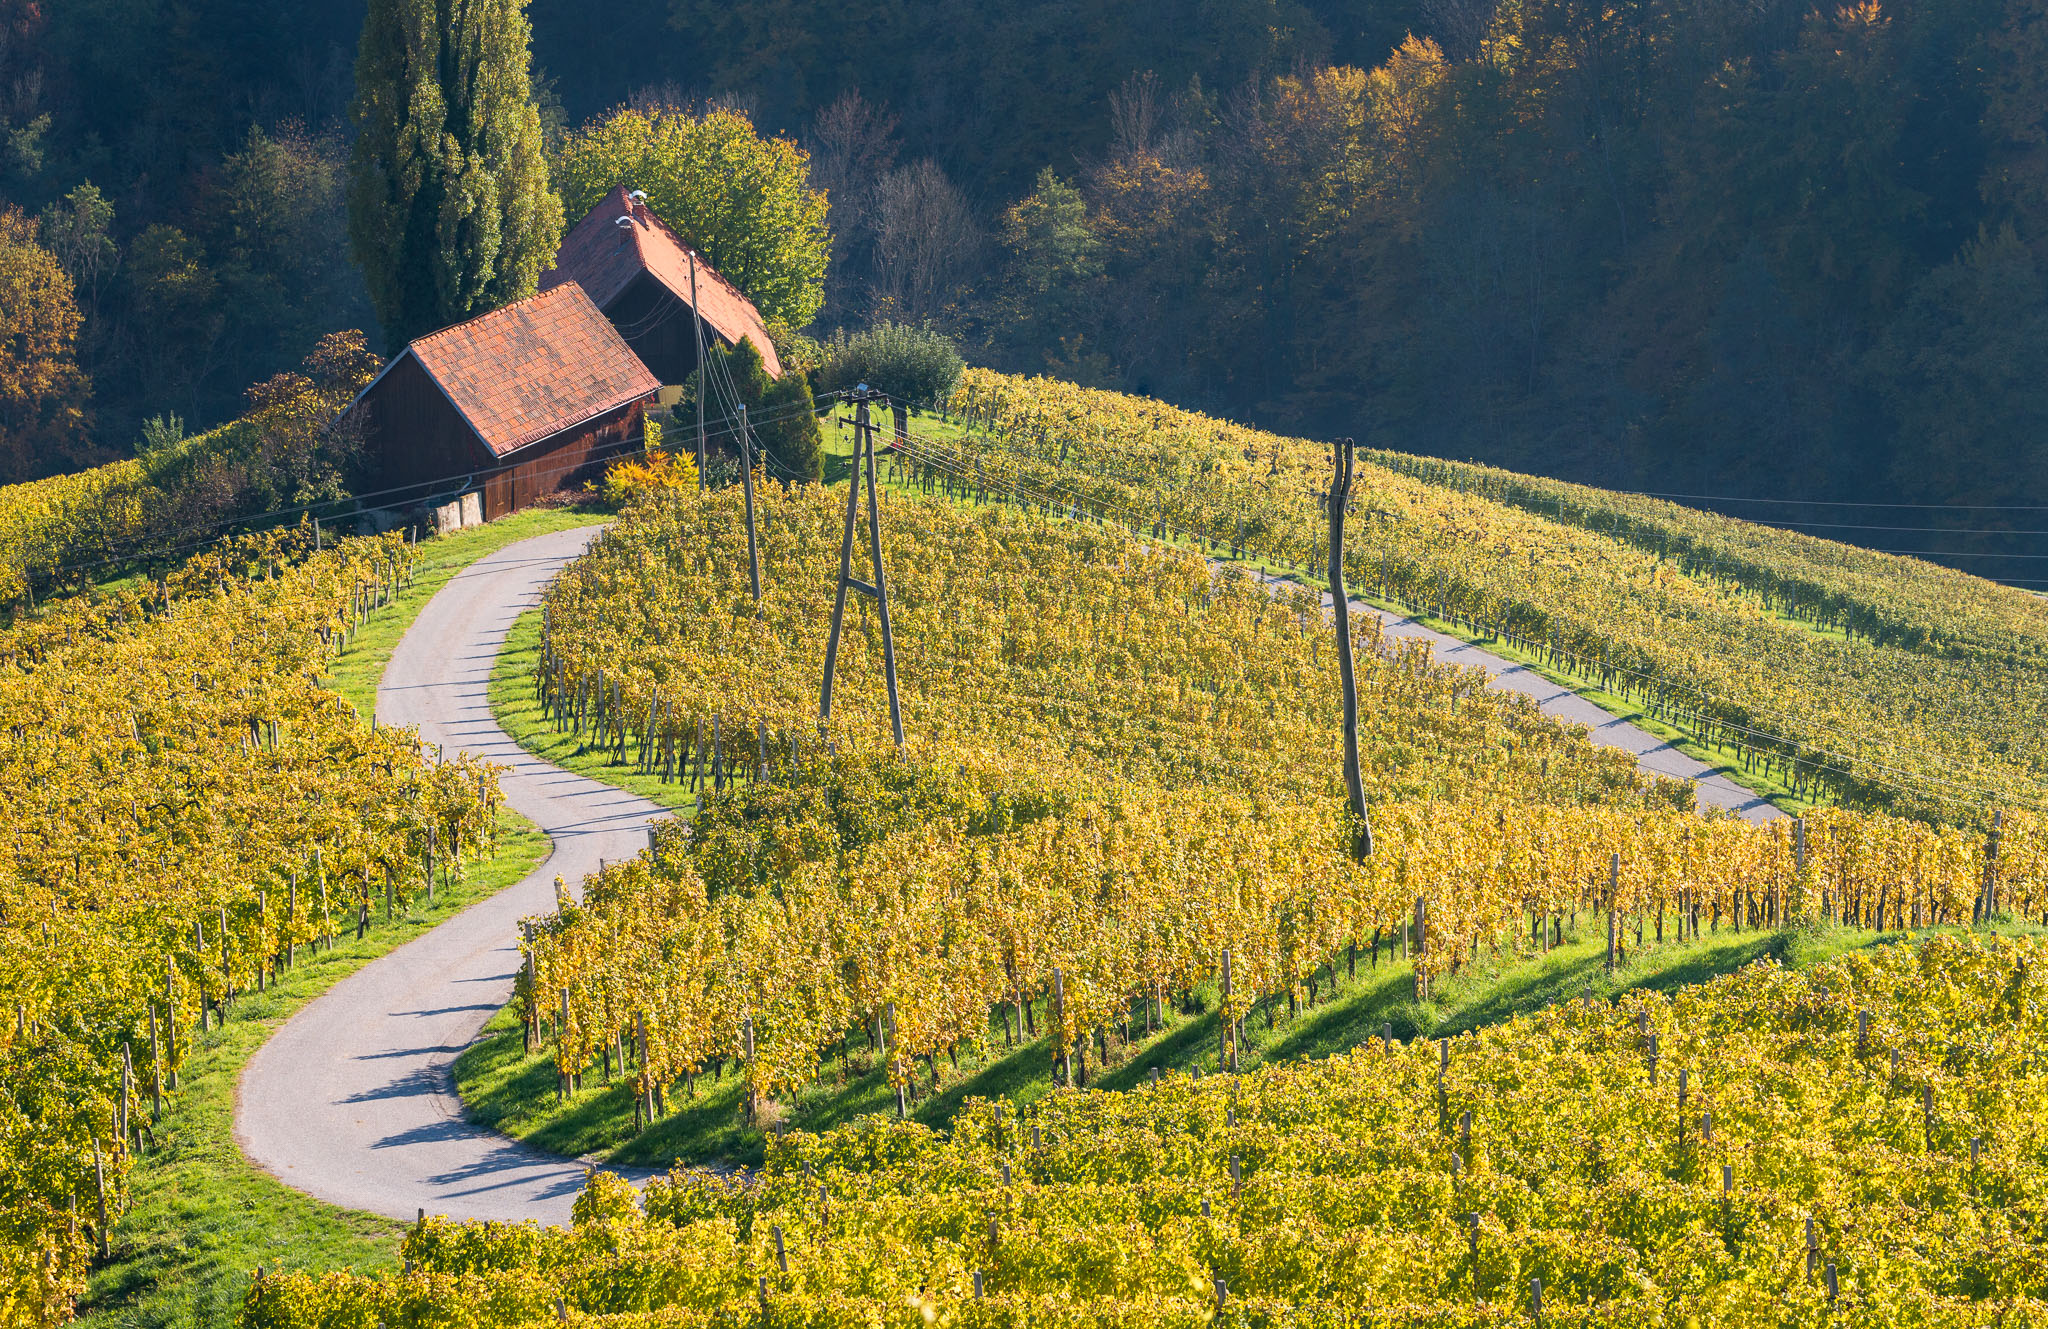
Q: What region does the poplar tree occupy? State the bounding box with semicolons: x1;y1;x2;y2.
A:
346;0;564;350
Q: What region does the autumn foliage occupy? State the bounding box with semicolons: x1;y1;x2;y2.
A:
0;207;88;481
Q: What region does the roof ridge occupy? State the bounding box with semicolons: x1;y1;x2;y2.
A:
613;196;762;312
409;282;581;352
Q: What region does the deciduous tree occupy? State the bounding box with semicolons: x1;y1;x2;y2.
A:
0;206;88;481
553;105;830;329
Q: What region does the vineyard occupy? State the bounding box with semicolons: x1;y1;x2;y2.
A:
923;371;2048;822
1361;451;2048;670
503;484;2048;1151
7;364;2042;1328
0;416;300;610
0;523;501;1322
251;933;2048;1326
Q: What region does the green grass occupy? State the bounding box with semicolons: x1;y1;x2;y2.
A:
487;605;693;811
75;815;550;1329
326;504;609;718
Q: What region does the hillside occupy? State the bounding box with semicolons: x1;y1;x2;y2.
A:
0;380;2041;1327
930;372;2048;824
11;0;2048;1319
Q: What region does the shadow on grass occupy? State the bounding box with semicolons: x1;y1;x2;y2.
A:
461;922;1841;1171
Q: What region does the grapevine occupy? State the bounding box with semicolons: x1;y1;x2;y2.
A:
0;521;500;1320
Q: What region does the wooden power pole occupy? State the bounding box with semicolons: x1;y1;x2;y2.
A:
737;403;762;605
1328;437;1374;860
819;388;905;745
689;248;707;488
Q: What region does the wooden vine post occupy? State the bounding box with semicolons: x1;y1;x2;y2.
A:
1980;809;2004;924
1327;438;1374;860
742;1011;758;1128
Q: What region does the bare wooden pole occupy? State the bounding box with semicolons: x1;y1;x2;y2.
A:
1328;437;1374;859
738;404;762;606
689;248;707;487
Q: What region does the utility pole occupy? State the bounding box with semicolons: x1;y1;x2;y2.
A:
819;387;905;745
1329;437;1373;860
738;403;761;606
689;248;707;488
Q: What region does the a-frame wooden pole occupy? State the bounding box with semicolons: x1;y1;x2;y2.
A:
864;395;905;747
817;389;905;745
819;396;866;723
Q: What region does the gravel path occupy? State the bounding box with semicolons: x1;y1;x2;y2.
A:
1246;566;1780;822
237;525;660;1224
234;520;1777;1228
1361;602;1778;822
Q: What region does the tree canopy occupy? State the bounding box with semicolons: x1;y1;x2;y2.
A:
0;208;89;479
347;0;563;350
817;321;964;406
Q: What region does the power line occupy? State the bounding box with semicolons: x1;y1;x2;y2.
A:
1704;518;2048;537
1498;484;2048;513
1856;549;2048;561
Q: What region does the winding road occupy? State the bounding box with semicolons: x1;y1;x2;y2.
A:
237;526;661;1224
235;521;1779;1227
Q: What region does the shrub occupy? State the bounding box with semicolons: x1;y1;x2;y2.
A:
593;420;698;504
758;372;824;484
815;320;964;408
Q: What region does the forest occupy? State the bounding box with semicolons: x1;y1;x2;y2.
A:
2;0;2043;573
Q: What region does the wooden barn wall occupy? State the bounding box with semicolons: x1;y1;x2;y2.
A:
354;355;489;502
610;274;726;386
484;401;644;519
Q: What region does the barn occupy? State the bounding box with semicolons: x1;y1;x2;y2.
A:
344;281;660;521
541;185;783;389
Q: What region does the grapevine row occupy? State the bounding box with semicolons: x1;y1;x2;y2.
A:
246;933;2048;1327
0;522;501;1320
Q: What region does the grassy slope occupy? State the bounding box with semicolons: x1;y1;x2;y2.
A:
77;509;593;1329
475;595;1988;1170
75;817;549;1329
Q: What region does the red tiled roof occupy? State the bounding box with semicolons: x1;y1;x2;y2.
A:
541;185;784;377
406;282;660;458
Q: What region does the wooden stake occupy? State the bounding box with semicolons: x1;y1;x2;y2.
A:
1326;437;1374;859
